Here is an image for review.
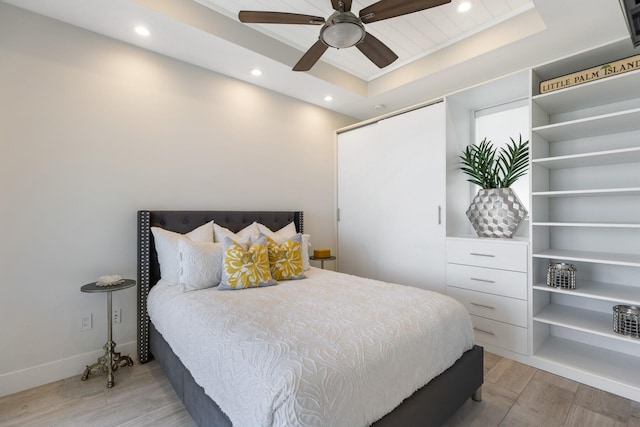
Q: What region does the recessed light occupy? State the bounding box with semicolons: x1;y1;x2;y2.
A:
373;104;386;110
134;26;150;36
457;1;473;13
251;68;263;77
324;95;334;102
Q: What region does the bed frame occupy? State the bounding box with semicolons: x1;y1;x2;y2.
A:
137;210;483;427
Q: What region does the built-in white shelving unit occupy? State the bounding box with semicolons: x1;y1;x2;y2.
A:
421;39;640;401
530;42;640;401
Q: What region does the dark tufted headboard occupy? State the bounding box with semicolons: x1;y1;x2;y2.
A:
137;210;303;363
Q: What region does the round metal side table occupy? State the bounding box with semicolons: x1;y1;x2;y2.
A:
80;279;135;388
309;255;336;269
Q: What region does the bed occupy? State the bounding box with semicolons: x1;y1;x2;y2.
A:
137;210;483;427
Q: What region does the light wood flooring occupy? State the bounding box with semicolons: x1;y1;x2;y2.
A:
1;351;638;427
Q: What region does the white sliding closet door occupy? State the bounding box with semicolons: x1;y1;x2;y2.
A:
337;102;446;292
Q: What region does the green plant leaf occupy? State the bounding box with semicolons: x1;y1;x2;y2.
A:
459;134;529;189
496;135;529;187
459;138;499;188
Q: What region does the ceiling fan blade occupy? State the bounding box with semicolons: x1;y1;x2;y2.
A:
360;0;451;24
293;40;329;71
239;11;325;25
331;0;352;12
356;32;398;68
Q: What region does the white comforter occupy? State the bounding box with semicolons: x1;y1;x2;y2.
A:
148;267;474;427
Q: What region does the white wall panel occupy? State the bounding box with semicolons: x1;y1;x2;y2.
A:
337;103;446;292
0;6;355;396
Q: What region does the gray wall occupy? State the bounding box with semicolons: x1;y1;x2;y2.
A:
0;4;355;396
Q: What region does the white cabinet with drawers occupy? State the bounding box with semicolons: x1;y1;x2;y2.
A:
446;237;529;355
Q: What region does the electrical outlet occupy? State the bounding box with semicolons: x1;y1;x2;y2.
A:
80;313;92;331
113;307;121;324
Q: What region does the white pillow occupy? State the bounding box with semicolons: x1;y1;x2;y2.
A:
301;234;311;271
213;222;260;245
178;240;223;291
257;222;297;241
151;221;214;284
257;222;311;271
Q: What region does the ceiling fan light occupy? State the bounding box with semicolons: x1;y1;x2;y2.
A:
321;21;365;48
319;11;365;49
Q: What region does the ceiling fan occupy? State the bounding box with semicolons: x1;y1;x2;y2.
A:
238;0;451;72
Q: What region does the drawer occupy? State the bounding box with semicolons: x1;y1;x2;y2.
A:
447;287;527;327
470;315;528;355
447;263;527;300
446;238;527;272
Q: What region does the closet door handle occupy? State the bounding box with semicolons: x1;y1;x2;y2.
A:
438;206;442;225
473;327;495;336
470;302;496;310
470;277;496;284
470;252;495;258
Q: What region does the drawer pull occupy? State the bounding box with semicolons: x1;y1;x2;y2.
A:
470;252;495;258
473;327;495;336
470;277;496;284
470;302;496;310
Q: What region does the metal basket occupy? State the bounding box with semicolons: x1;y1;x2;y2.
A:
613;305;640;339
546;263;576;289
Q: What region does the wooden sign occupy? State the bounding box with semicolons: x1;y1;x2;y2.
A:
539;54;640;94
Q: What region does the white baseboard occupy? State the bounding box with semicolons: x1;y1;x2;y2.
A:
0;341;136;398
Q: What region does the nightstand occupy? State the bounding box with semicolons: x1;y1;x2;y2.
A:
80;279;135;388
309;255;336;269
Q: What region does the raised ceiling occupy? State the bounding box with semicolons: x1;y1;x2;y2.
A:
2;0;633;119
196;0;534;80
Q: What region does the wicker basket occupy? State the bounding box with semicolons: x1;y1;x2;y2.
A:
613;305;640;339
546;263;576;289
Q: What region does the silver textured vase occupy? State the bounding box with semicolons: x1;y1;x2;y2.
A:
466;188;527;238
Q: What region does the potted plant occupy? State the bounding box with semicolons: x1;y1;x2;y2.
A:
459;134;529;238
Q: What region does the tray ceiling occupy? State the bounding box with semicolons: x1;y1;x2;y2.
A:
195;0;534;80
2;0;632;119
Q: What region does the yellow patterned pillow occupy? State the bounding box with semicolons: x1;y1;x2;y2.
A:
219;236;277;290
264;233;305;281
